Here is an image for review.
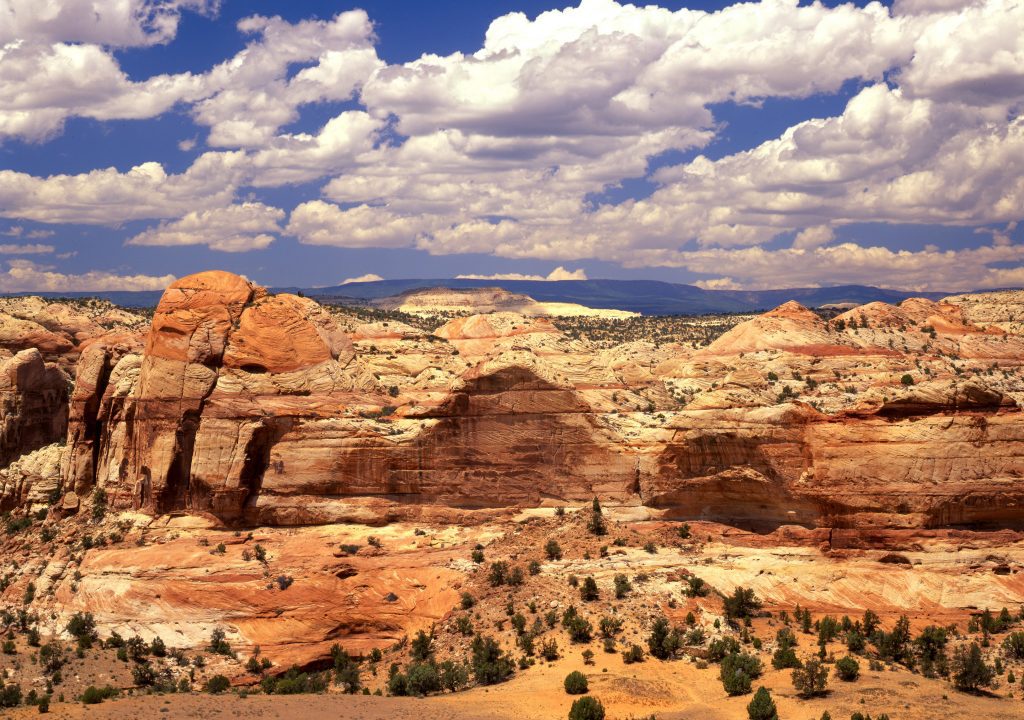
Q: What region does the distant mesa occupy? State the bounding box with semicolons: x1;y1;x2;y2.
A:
373;286;638;319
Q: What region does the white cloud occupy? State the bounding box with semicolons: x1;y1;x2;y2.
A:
286;201;438;249
126;202;283;252
455;266;588;281
634;241;1024;292
340;273;384;284
0;152;244;224
0;243;54;254
192;11;382;147
694;277;742;290
792;226;835;250
0;0;219;47
0;259;174;291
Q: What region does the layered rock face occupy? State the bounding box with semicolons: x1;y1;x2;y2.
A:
60;272;1024;531
0;350;69;474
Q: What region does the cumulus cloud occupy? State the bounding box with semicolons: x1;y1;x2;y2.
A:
792;226;836;250
2;0;1024;291
0;0;219;47
456;266;588;281
286;201;438;248
340;273;384;284
0;259;174;292
0;8;378;144
661;241;1024;292
126;202;283;252
0;153;244;224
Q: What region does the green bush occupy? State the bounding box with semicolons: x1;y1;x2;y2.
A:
647;616;681;659
471;635;514;685
1002;631;1024;660
208;627;233;656
564;670;588;694
405;663;440;696
720;653;761;695
622;644;644;664
835;656;860;681
723;587;761;620
746;687;778;720
952;643;994;691
708;636;741;662
568;695;605;720
204;675;231;693
80;685;116;704
545;539;563;560
0;684;21;708
791;657;829;697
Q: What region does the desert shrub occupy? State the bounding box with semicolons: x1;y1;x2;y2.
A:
1002;631;1024;660
622;644;644;664
771;645;800;670
528;560;541;575
599;616;622;638
456;615;474;636
708;636;741;663
613;574;631;599
541;637;560;661
951;643;994;691
131;662;156;687
208;627;232;656
678;523;691;539
564;614;592;643
331;646;361;693
873;615;912;664
471;635;514;685
410;630;433;662
65;612;97;646
564;670;588;694
438;661;469;692
80;685;116;704
835;656;860;681
720;653;762;695
261;667;328;695
580;577;599;601
746;686;778;720
460;592;475;610
150;636;167;657
0;684;21;708
405;663;441;696
723;587;761;620
568;695;605;720
545;539;563;560
791;657;829;697
684;576;709;598
647;616;681;659
205;674;231;694
914;625;949;677
488;561;508;586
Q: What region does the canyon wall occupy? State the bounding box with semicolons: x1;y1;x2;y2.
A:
55;271;1024;530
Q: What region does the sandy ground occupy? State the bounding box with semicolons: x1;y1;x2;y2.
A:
7;655;1021;720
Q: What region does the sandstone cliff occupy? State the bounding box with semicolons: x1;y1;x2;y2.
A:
55;272;1024;531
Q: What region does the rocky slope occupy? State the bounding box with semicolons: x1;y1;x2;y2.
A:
48;271;1024;532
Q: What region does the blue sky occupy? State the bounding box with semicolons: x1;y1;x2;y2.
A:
0;0;1022;292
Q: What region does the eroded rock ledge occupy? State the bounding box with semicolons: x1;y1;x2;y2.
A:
56;271;1024;531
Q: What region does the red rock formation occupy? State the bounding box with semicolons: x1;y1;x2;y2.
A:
0;349;69;472
57;273;1024;532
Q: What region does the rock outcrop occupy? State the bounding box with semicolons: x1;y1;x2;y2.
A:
0;349;69;470
55;273;1024;531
